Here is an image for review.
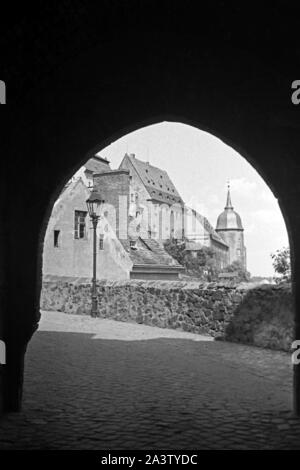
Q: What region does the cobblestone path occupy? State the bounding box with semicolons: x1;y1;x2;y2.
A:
0;311;299;450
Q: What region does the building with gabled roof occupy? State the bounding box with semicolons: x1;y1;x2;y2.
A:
43;178;133;281
43;152;246;281
119;153;185;241
119;153;184;206
119;153;230;270
43;163;185;281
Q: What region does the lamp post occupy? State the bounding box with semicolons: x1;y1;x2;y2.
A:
86;188;105;317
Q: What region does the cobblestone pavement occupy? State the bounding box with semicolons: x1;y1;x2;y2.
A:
0;311;300;450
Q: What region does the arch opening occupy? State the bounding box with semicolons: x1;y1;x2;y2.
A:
3;120;295;451
41;120;291;287
34;122;294;449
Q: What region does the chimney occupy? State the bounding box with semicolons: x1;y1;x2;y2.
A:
130;153;135;158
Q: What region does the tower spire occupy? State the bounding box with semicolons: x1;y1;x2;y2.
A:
225;181;233;209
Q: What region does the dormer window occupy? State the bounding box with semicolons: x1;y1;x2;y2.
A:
130;240;137;250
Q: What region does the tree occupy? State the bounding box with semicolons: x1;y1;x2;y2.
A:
163;239;221;281
271;247;291;283
163;238;185;265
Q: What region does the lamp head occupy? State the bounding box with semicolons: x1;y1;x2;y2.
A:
86;188;105;218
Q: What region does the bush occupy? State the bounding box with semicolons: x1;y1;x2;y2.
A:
221;260;251;282
271;247;291;283
163;239;220;281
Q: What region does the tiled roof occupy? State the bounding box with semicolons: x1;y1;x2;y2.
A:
84;156;111;173
120;237;183;267
216;187;243;230
123;154;184;205
216;209;243;231
189;208;229;248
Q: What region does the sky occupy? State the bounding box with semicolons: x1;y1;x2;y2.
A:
97;121;289;277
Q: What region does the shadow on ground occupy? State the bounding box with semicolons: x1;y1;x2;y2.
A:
0;324;298;450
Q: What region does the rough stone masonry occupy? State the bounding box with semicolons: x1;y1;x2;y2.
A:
40;280;294;352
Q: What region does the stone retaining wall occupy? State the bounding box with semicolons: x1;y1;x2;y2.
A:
40;280;294;351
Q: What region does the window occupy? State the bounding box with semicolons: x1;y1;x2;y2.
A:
99;234;104;250
54;230;60;247
74;210;87;239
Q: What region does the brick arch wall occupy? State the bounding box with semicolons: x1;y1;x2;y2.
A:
2;8;300;413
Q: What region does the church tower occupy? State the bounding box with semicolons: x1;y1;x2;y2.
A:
216;184;247;269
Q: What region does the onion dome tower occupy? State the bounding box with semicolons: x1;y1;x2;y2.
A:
216;183;247;269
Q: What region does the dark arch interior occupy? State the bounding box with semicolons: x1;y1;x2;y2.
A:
2;4;300;416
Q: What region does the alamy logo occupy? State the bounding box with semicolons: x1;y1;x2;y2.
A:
0;80;5;104
0;340;6;365
291;80;300;105
291;340;300;365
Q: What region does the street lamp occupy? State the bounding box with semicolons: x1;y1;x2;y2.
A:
86;188;105;317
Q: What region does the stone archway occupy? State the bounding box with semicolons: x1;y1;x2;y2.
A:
2;31;300;415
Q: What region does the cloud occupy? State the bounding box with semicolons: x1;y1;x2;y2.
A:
260;189;276;203
252;208;282;225
208;194;220;205
245;222;255;234
229;178;257;197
